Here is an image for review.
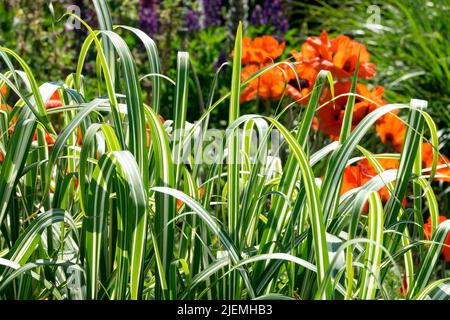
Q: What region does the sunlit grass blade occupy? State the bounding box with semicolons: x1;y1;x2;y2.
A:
358;192;384;299
83;151;146;299
146;107;176;299
117;26;162;113
172;52;189;186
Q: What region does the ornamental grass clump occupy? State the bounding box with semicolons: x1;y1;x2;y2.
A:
0;0;449;300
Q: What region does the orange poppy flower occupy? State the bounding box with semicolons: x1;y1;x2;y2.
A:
33;130;56;145
45;91;63;109
341;164;370;212
312;116;319;131
236;35;311;103
358;158;399;202
299;30;332;61
341;158;402;212
1;85;8;98
240;63;302;102
422;143;450;182
376;112;406;152
318;81;386;139
341;165;363;194
286;57;320;104
177;187;205;211
423;215;450;262
0;104;12;112
239;36;286;65
330;34;376;79
292;31;376;80
10;128;56;154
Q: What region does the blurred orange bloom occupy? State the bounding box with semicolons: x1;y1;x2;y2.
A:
240;63;302;102
31;90;61;147
0;104;12;112
239;36;286;65
399;273;408;297
376;112;406;152
312;116;319;131
1;104;16;136
423;215;450;262
422;143;450;182
33;130;56;145
177;187;205;211
74;174;79;188
1;85;8;98
77;127;83;145
292;31;376;80
145;115;166;146
317;81;386;139
45;91;63;109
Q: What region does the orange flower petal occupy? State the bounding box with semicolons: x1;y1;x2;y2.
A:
45;99;63;109
238;36;285;65
294;31;376;81
376;113;406;152
422;143;450;182
177;187;206;211
341;158;403;213
1;85;8;98
318;81;386;139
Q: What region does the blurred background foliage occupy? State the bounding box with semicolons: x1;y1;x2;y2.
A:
0;0;448;150
0;0;300;125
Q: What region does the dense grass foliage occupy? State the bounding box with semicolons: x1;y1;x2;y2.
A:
0;1;449;300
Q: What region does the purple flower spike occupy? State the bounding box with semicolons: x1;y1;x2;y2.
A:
185;9;200;33
250;4;267;26
262;0;289;33
139;0;159;35
202;0;222;28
